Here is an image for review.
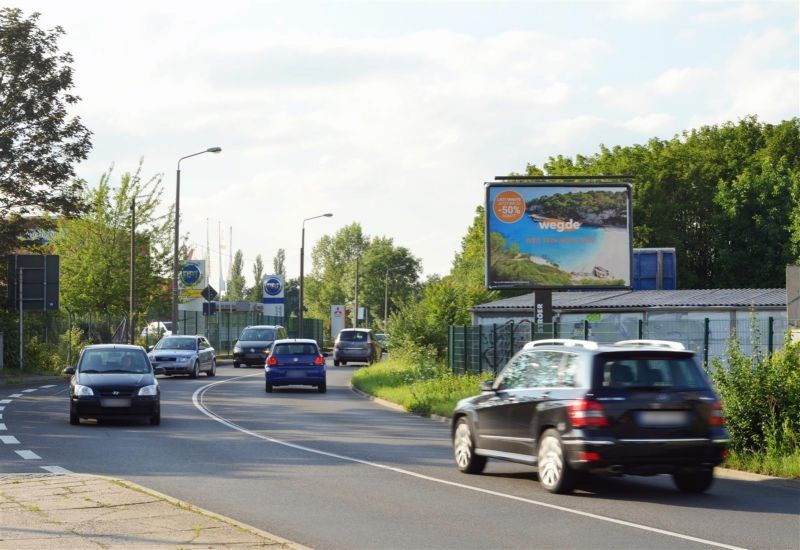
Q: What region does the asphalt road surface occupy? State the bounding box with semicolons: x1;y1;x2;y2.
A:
1;362;798;549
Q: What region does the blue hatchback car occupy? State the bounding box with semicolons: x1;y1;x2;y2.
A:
265;339;327;393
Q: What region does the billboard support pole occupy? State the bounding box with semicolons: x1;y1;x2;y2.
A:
534;290;553;336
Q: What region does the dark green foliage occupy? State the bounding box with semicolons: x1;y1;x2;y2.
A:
708;338;800;456
0;8;92;259
529;117;800;288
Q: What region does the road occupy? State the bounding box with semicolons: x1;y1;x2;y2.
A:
1;362;798;549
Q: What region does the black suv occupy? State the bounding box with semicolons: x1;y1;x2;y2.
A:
452;339;728;494
233;325;287;368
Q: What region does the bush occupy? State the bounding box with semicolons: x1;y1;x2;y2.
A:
351;349;484;418
708;337;800;457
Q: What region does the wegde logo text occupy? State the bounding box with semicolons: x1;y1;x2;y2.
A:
537;218;582;232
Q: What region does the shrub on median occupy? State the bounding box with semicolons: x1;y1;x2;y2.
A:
351;346;484;417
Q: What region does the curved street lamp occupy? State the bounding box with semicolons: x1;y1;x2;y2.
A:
172;147;222;335
299;213;333;337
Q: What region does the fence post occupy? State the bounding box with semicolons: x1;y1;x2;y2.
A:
768;316;774;356
638;319;643;339
492;323;498;374
583;320;589;340
703;318;710;368
448;326;453;371
552;320;558;338
464;325;469;374
478;324;483;373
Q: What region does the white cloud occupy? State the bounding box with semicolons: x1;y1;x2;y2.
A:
692;1;768;23
650;67;716;96
614;0;680;22
528;116;606;150
620;113;676;134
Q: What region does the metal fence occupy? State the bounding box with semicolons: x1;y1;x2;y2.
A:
448;317;795;375
0;309;324;370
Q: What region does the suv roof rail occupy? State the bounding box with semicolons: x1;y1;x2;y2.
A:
613;339;685;350
523;339;599;350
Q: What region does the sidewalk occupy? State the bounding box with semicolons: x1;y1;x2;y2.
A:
0;473;305;549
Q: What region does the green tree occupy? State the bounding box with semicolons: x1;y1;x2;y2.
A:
52;162;172;319
226;250;246;301
272;248;286;279
248;254;264;302
451;206;489;287
534;117;800;288
0;8;93;259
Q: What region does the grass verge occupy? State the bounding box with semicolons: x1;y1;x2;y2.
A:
351;357;484;418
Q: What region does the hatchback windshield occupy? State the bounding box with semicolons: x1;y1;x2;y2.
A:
80;349;150;373
338;331;368;342
273;343;318;355
240;328;277;341
599;354;708;390
154;337;196;350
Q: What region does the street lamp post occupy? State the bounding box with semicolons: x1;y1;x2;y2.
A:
172;147;221;335
299;213;333;338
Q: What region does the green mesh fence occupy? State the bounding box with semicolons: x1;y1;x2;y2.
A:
448;317;793;375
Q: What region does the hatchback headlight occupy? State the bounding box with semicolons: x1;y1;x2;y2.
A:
138;384;158;396
74;385;94;397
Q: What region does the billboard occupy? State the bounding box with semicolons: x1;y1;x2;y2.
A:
485;183;632;290
179;260;205;298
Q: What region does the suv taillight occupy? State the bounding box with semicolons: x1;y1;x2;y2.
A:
267;356;277;366
314;355;324;366
710;400;725;426
568;399;609;428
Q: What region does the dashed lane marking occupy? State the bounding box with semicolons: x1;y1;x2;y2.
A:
0;436;19;444
193;377;746;550
0;400;12;404
39;385;56;388
0;423;6;431
16;450;41;460
41;466;72;474
8;394;23;398
22;389;36;393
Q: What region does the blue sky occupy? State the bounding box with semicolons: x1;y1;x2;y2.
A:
13;0;800;285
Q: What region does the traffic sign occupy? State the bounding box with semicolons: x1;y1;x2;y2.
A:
201;285;218;301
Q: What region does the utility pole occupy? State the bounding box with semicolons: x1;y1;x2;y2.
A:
129;198;136;344
354;257;359;328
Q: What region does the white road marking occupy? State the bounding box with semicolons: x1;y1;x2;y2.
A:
0;405;5;410
22;389;36;393
192;377;745;550
1;399;13;404
39;385;56;388
0;413;2;419
0;436;19;444
0;423;6;431
41;466;72;474
16;450;41;460
9;394;23;398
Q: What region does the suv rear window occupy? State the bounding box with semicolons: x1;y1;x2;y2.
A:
273;343;318;355
240;328;277;341
338;331;368;342
598;353;709;390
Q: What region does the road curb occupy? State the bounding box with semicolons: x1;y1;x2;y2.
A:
349;385;449;423
93;474;311;549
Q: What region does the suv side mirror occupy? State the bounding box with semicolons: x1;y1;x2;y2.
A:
480;380;495;392
63;366;76;376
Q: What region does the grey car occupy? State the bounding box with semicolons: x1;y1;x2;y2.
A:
147;335;216;378
333;328;379;366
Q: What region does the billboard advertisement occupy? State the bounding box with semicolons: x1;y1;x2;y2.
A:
485;183;632;290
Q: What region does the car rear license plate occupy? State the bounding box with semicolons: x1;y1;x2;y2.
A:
100;398;132;408
637;411;689;427
287;370;306;377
